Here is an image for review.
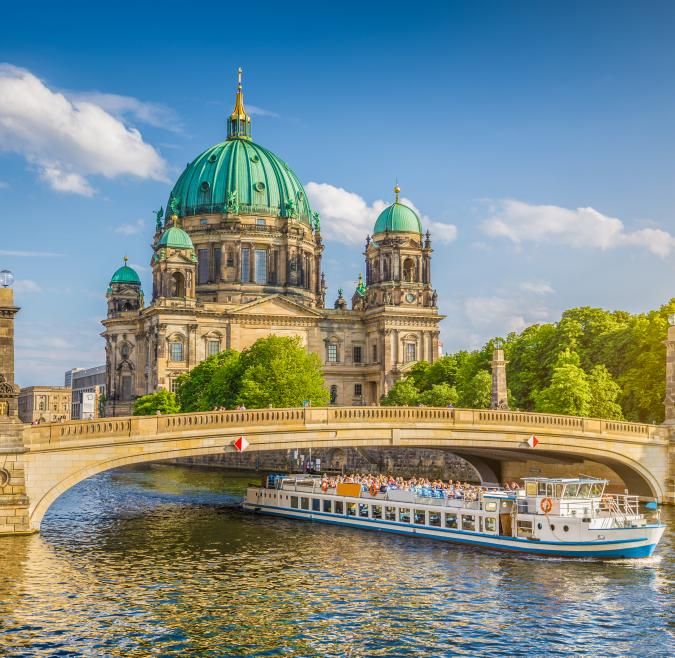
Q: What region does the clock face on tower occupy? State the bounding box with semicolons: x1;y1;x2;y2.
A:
405;293;416;303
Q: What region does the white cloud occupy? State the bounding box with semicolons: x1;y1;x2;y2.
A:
128;262;149;273
115;218;145;236
13;279;42;293
0;64;168;196
462;295;553;337
71;92;182;132
0;180;8;189
520;281;554;295
481;199;675;258
247;104;279;118
0;249;62;257
305;182;458;246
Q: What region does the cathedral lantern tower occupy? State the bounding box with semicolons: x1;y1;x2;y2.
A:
106;257;143;318
151;221;197;303
365;185;436;310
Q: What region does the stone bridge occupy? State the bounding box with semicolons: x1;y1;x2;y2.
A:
1;406;673;535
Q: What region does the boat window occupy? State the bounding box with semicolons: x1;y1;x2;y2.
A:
385;506;396;521
516;520;533;538
485;517;497;533
301;497;309;511
399;508;411;523
323;499;332;513
484;501;497;512
538;482;547;495
312;498;320;512
429;511;441;527
500;501;512;511
565;484;579;497
372;505;382;520
526;482;538;496
359;504;369;518
546;484;554;497
335;500;344;515
590;483;604;497
555;484;564;498
578;484;592;498
445;513;458;529
290;496;299;509
461;515;475;531
414;509;426;525
346;502;357;516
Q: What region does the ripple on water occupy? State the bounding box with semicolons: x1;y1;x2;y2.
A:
0;465;673;657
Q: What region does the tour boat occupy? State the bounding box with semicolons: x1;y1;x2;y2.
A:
243;475;665;559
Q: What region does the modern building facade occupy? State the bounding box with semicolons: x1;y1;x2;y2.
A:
102;72;444;415
18;386;71;424
69;365;106;419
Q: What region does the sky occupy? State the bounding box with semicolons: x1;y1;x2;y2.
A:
2;0;675;386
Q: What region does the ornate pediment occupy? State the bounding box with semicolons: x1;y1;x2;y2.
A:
230;294;323;319
0;374;19;398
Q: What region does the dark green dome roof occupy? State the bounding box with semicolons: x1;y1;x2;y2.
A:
158;226;194;250
374;201;422;234
110;261;141;285
168;139;312;224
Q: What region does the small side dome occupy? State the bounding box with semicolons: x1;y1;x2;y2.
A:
158;226;194;250
374;202;422;235
110;258;141;285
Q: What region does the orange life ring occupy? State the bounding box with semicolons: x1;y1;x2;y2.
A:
540;497;553;514
321;481;328;493
369;484;378;497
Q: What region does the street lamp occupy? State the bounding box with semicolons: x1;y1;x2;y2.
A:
0;270;14;288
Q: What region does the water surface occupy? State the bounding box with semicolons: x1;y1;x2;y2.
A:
0;464;672;657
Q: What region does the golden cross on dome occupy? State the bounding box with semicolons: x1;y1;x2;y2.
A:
238;67;243;89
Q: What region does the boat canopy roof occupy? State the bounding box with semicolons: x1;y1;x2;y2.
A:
522;477;608;485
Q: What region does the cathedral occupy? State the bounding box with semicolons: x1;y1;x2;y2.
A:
102;72;444;415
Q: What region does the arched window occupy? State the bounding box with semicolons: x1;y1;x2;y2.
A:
171;271;186;297
383;256;390;281
330;385;338;405
169;340;184;362
404;342;417;363
403;258;415;282
120;343;130;359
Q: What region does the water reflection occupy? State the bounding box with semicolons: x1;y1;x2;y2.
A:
0;464;672;657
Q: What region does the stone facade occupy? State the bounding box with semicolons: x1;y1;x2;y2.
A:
18;386;71;424
102;77;443;414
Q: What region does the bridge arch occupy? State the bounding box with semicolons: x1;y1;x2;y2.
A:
22;406;669;531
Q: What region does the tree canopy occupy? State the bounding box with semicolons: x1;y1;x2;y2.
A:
380;299;675;422
174;335;329;411
133;390;181;416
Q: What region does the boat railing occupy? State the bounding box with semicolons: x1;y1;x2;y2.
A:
599;493;640;523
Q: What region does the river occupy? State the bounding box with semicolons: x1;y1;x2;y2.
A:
0;464;673;657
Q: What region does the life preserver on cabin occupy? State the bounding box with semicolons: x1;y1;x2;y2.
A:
540;497;553;514
321;481;328;493
369;484;379;497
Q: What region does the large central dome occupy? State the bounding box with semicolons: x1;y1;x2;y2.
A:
167;69;312;225
168;139;312;224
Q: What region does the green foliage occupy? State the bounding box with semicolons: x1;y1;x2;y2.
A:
176;350;242;412
237;336;329;408
133;390;181;416
459;370;492;409
381;379;420;406
377;298;675;421
419;383;459;407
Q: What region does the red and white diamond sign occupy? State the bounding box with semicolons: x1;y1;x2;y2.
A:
527;435;539;448
233;436;249;452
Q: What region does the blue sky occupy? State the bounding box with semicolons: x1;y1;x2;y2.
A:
2;0;675;385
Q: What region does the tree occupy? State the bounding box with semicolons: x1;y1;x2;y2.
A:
419;383;458;407
587;365;623;420
175;349;242;412
236;335;329;408
535;350;591;416
133;390;181;416
459;370;492;409
381;379;420;406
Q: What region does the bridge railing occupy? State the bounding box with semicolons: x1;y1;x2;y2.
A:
23;405;662;448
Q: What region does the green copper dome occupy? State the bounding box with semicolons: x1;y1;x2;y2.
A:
168;139;312;224
158;226;194;250
166;71;312;225
373;198;422;235
110;260;141;286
